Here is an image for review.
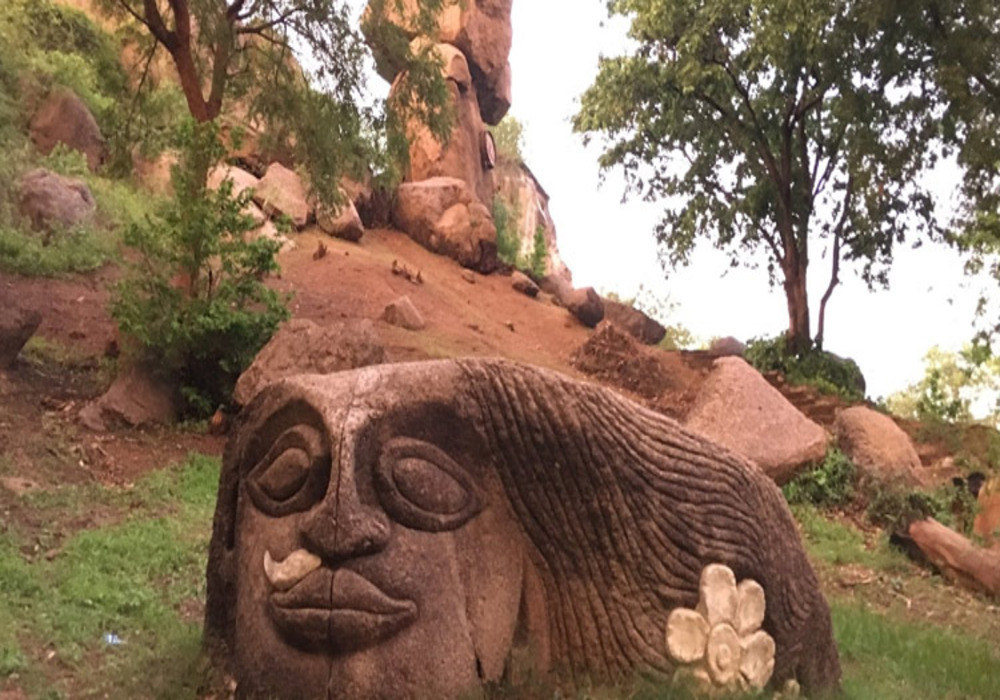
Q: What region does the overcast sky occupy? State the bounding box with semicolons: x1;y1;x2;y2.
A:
354;0;990;401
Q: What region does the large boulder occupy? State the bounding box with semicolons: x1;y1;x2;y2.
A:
78;365;179;431
565;287;604;329
394;43;494;205
317;191;365;243
708;336;747;358
18;169;97;233
684;357;829;483
205;359;840;699
392;177;498;273
208;164;260;199
834;406;922;485
382;296;426;331
253;163;312;230
602;300;666;345
0;308;42;368
233;319;385;407
29;89;106;172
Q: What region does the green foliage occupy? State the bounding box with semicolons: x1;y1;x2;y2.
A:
746;334;866;401
528;227;548;279
832;599;1000;700
885;345;1000;425
604;284;698;350
492;195;521;267
576;0;942;349
491;115;525;165
792;504;910;573
865;481;979;536
111;122;289;417
784;449;858;508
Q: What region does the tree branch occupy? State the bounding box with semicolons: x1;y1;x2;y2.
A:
816;175;853;349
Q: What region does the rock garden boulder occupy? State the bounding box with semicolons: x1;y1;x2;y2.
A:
0;308;42;368
684;357;828;483
834;406;922;485
253;163;312;230
317;190;365;242
392;177;498;273
29;89;106;172
602;300;666;345
382;296;426;330
708;336;747;358
565;287;605;328
233;319;385;406
18;169;96;233
79;365;179;431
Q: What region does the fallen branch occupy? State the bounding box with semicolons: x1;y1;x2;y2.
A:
908;518;1000;597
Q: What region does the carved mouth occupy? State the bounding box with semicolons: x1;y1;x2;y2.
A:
267;553;417;651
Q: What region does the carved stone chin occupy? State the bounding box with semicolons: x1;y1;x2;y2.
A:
205;358;840;699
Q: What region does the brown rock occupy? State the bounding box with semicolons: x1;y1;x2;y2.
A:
0;307;42;368
253;163;312;230
909;518;1000;596
511;271;539;298
834;406;921;485
209;164;260;199
565;287;605;328
18;169;96;233
973;478;1000;545
233;319;385;406
684;357;829;483
79;365;179;430
382;296;426;330
392;178;498;273
29;89;106;171
602;300;666;345
708;336;747;358
206;359;840;699
317;192;365;243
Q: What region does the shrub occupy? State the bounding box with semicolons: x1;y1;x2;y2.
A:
111;121;289;418
528;226;547;278
491;115;525;165
865;481;979;536
783;449;858;508
492;195;520;267
746;334;866;401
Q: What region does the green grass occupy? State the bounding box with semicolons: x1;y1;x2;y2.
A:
792;504;911;573
0;454;219;698
833;600;1000;699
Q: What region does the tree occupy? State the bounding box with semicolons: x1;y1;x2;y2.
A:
575;0;942;352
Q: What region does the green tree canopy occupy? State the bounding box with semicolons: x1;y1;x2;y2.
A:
575;0;943;351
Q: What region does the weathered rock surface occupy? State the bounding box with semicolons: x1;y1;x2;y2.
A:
602;300;666;345
382;296;426;330
0;308;42;368
209;164;260;199
395;44;495;205
79;365;178;431
233;319;385;406
565;287;605;328
510;271;539;298
392;177;498;273
206;359;840;700
909;518;1000;596
708;336;747;358
29;89;106;171
685;357;829;483
18;169;96;233
317;192;365;243
834;406;922;485
253;163;311;230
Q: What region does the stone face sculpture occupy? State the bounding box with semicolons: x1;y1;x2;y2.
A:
205;359;840;698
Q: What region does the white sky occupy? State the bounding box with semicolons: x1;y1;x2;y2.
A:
506;0;988;399
353;0;992;400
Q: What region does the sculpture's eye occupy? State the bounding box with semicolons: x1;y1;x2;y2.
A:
375;438;484;532
246;425;330;516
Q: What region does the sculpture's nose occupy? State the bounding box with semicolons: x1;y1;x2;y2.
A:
301;442;390;563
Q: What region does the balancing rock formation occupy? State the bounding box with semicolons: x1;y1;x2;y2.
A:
205;359;840;699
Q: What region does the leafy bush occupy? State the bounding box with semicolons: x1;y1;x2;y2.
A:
865;482;979;536
491;115;525;164
746;334;866;401
492;195;520;267
783;449;858;508
528;226;548;278
111;122;289;418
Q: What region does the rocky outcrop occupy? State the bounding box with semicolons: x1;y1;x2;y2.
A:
18;169;96;233
0;308;42;368
834;406;922;485
492;160;572;283
685;357;829;483
253;163;311;230
392;177;498;272
233;319;385;406
29;89;106;172
602;300;666;345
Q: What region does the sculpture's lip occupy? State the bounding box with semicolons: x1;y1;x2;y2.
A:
270;567;417;651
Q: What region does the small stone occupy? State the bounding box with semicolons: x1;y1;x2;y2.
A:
461;270;476;284
382;296;426;331
511;271;540;298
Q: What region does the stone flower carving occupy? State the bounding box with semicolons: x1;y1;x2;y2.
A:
665;564;776;691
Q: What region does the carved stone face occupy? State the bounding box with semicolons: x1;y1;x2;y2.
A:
222;363;529;698
207;359;842;699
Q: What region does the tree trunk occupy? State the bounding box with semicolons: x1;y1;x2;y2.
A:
783;265;811;354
